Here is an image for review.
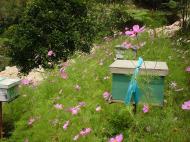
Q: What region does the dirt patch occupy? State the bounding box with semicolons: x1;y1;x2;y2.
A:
0;66;45;85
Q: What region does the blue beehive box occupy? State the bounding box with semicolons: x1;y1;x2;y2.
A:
0;77;20;102
109;60;169;106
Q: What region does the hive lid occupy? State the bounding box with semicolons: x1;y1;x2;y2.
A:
109;60;169;76
0;77;21;89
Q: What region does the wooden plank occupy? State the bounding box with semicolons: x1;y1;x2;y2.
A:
109;60;169;76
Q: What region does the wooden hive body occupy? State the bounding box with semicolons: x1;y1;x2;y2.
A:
109;60;169;106
0;77;20;102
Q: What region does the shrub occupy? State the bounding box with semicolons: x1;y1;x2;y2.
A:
87;4;139;38
0;0;26;32
7;0;95;73
109;7;134;31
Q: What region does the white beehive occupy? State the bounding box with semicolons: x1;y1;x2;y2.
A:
0;77;20;102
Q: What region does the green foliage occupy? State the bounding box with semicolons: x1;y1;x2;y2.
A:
133;0;170;9
93;0;126;4
0;0;26;32
128;9;167;27
88;3;167;40
7;0;95;73
109;7;134;31
0;37;10;71
179;0;190;32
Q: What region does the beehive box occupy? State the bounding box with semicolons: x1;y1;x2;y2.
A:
109;60;169;106
115;45;135;59
0;77;20;102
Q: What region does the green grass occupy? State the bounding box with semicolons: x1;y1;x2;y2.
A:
2;32;190;142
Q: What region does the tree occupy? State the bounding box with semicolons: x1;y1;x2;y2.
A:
7;0;95;73
180;0;190;31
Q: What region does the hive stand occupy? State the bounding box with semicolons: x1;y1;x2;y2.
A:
0;77;20;138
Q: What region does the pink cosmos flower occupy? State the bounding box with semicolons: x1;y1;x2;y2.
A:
80;128;92;136
60;68;68;79
78;102;86;107
21;79;31;85
143;105;149;113
73;134;80;141
121;41;132;49
182;100;190;110
63;61;69;68
186;66;190;72
28;117;35;126
69;107;80;115
48;50;55;57
109;134;123;142
96;106;101;112
54;104;64;110
63;120;70;130
103;91;110;100
125;25;145;37
75;84;81;91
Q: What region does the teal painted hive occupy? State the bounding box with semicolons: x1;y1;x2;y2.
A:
115;45;135;59
109;60;168;106
0;77;20;102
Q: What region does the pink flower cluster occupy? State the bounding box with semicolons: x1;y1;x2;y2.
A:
69;102;86;115
186;66;190;72
21;78;32;85
80;128;92;136
103;91;111;100
48;50;56;57
73;128;92;141
125;25;145;37
69;107;80;115
63;120;70;130
109;134;123;142
54;103;64;110
60;68;68;79
143;105;149;113
182;100;190;110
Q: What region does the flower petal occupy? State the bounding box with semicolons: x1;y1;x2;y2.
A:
125;31;134;36
133;25;140;32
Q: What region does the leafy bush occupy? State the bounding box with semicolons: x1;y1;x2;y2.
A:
88;2;168;40
0;0;26;32
133;0;170;9
6;0;95;73
88;4;143;38
179;0;190;31
93;0;126;4
109;7;134;31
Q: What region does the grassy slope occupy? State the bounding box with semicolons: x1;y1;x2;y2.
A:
2;32;190;142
